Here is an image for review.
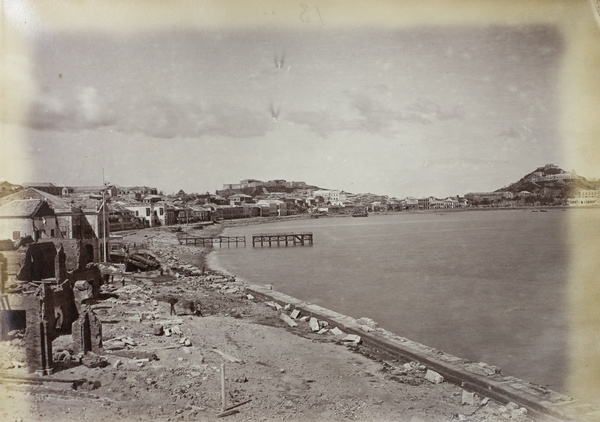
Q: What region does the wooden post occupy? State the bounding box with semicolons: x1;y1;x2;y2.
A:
221;363;226;411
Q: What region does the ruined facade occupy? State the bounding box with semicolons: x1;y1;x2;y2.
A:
0;241;103;374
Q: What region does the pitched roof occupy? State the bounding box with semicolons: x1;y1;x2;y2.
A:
22;182;58;188
0;187;72;210
0;199;48;218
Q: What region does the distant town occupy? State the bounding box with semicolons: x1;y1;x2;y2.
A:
0;163;599;262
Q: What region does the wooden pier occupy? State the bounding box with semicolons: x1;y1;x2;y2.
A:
252;232;313;247
180;236;246;247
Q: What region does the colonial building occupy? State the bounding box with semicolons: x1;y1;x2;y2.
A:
0;188;109;262
256;199;287;216
0;199;59;241
312;190;347;206
567;190;600;206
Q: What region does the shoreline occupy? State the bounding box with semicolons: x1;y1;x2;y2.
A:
107;210;600;420
10;220;591;421
197;212;600;420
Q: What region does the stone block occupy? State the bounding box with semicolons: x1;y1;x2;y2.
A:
465;362;499;376
290;309;301;319
462;390;475;405
356;317;378;329
506;402;519;411
104;340;125;350
342;334;361;345
265;301;278;310
309;317;320;332
425;369;444;384
330;327;344;336
122;337;137;346
280;313;298;327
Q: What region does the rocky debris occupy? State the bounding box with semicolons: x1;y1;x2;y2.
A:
425;369;444;384
330;327;344;336
80;352;108;368
465;362;501;376
342;334;362;346
356;317;378;330
309;317;320;332
462;390;476;405
280;313;298;327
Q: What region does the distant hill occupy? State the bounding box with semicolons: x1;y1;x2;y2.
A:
499;164;597;198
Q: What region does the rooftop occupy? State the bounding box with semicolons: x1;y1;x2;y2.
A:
0;199;47;218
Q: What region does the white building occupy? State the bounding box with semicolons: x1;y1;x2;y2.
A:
567;190;600;206
312;190;347;206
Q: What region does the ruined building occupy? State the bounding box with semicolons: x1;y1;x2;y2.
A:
0;241;103;375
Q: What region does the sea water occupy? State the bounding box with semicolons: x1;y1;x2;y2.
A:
212;209;576;392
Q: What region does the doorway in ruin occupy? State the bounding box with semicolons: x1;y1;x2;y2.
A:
1;310;26;340
84;244;94;264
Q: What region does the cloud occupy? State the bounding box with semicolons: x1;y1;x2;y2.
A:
288;110;346;138
26;87;272;139
350;94;398;134
426;157;507;173
27;86;115;131
403;100;464;124
498;127;522;139
122;98;273;140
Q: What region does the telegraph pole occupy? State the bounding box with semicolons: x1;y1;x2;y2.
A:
102;168;107;263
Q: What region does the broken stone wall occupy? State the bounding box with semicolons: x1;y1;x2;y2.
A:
50;283;78;336
16;242;57;281
72;308;102;355
68;266;103;300
45;239;82;271
3;292;45;373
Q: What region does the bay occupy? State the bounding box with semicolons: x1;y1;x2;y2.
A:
211;209;575;392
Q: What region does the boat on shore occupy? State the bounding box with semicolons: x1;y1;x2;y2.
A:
352;211;368;217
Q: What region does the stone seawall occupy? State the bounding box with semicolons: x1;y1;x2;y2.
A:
246;284;600;422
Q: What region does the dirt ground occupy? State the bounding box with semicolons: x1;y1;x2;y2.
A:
1;222;538;422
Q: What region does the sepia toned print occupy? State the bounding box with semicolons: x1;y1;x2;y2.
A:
1;1;600;421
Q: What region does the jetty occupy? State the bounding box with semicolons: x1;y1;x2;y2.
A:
179;236;246;247
252;232;313;247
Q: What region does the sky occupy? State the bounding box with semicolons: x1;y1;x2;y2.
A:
2;1;600;198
